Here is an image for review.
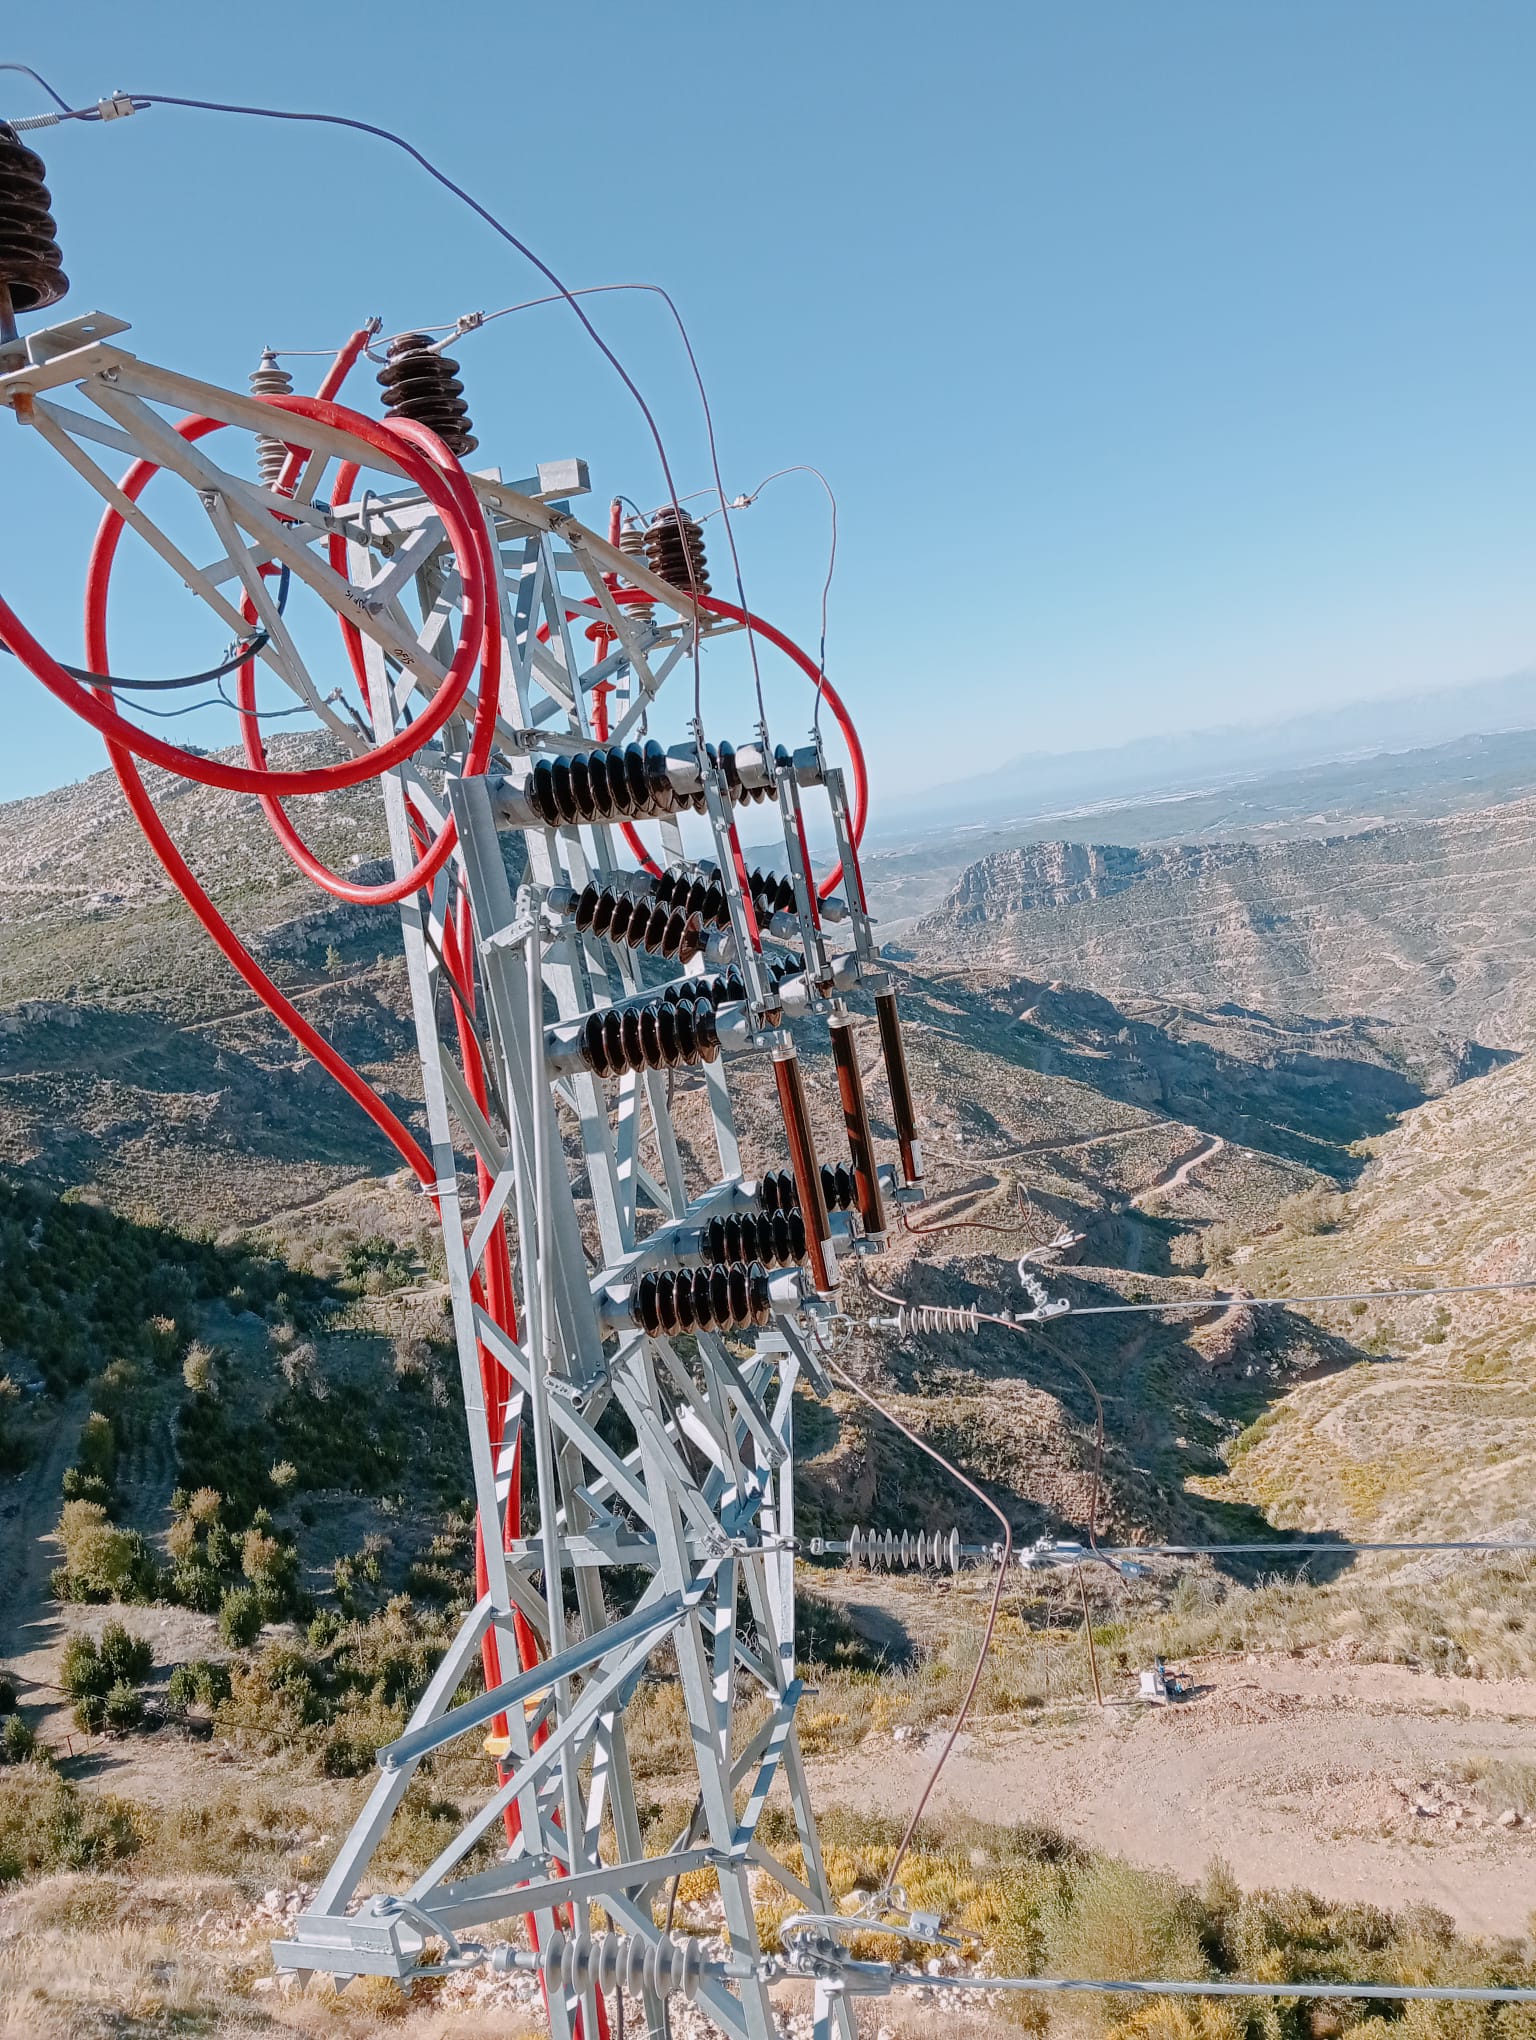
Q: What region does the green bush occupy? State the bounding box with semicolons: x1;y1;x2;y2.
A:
58;1634;110;1700
102;1681;145;1733
72;1694;106;1734
321;1732;374;1777
59;1467;112;1507
0;1714;36;1765
164;1664;198;1713
53;1501;157;1604
98;1620;153;1686
0;1762;141;1880
168;1560;222;1614
165;1659;231;1712
219;1587;262;1649
76;1410;116;1481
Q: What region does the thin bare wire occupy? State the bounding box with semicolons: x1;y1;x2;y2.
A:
826;1326;1011;1903
0;63;74;112
1061;1278;1536;1316
867;1269;1105;1549
731;465;838;737
884;1975;1536;2006
378;281;771;730
45;88;711;728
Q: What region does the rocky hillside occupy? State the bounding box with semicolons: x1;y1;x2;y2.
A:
914;795;1536;1044
1192;1052;1536;1550
0;745;1514;1553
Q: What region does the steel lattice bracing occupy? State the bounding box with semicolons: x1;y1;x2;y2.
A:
0;316;924;2039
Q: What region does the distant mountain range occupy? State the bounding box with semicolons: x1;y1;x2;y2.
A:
914;793;1536;1046
884;665;1536;833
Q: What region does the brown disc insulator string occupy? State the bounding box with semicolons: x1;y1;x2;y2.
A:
631;1260;772;1335
249;350;295;487
698;1207;807;1269
569;883;707;964
754;1169;798;1214
748;869;798;918
651;868;733;929
642;504;711;597
0;123;68;338
830;1013;887;1236
377;333;478;457
577;996;720;1078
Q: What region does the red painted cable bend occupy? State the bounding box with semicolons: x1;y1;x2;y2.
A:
539;590;867;897
99;740;434;1185
697;594;867;901
269;326;373;496
236;417;503;904
9;397;489;795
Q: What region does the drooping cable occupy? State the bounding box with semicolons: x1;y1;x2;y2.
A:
826;1303;1013;1905
731;465;838;738
87;88;703;750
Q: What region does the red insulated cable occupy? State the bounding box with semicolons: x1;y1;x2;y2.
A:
91;745;434;1185
14;345;437;1186
697;594;867;902
4;397;489;797
269;326;373;494
538;590;867;897
235;419;502;904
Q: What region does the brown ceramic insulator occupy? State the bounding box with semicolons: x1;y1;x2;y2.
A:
526;743;663;828
749;870;798;918
577;996;717;1078
755;1168;797;1215
0;124;67;315
820;1162;856;1212
642;505;711;597
699;1208;805;1269
618;516;647;571
631;1260;769;1335
830;1015;887;1236
377;333;478;456
249;351;295;487
772;1048;834;1292
874;988;923;1186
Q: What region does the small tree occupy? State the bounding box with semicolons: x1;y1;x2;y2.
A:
76;1411;115;1481
59;1634;109;1699
55;1502;156;1603
0;1713;37;1764
182;1342;216;1394
219;1587;262;1649
102;1681;145;1733
97;1620;152;1686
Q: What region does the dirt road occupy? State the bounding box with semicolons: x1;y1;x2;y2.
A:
807;1655;1536;1937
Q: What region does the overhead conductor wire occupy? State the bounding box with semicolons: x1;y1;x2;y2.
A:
824;1321;1013;1905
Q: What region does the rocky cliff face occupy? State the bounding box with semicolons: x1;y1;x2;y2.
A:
915;796;1536;1044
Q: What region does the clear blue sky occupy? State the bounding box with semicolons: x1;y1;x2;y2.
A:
3;1;1535;815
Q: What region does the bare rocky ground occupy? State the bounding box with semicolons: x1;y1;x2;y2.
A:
806;1647;1536;1938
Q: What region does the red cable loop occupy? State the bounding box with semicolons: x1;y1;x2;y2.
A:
538;590;866;898
236;419;502;904
3;395;490;797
